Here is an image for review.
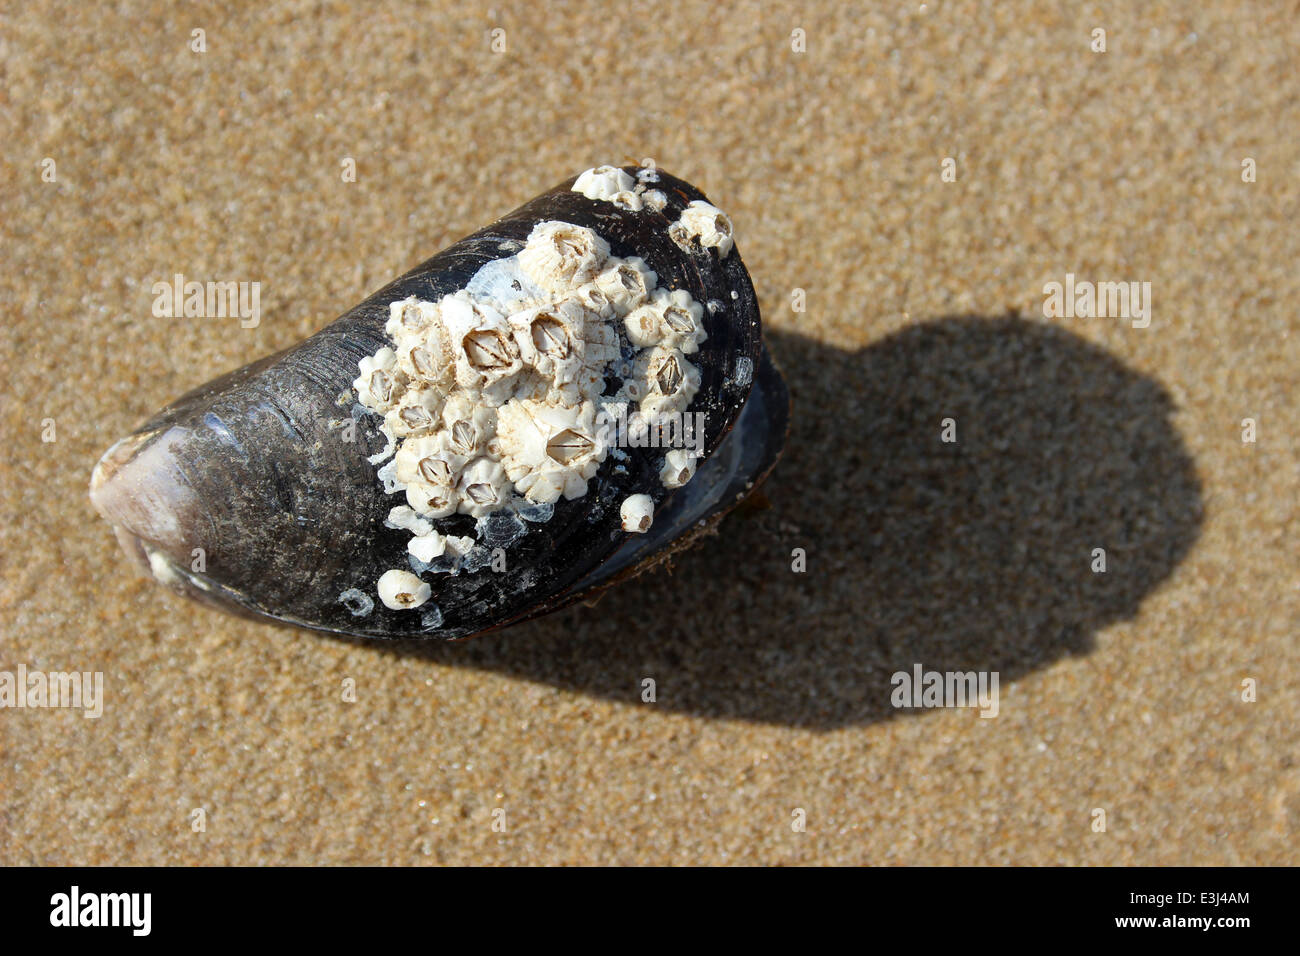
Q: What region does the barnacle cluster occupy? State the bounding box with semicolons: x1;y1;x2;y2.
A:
354;217;710;608
571;163;675;214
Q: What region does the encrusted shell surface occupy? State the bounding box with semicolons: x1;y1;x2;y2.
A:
88;167;789;640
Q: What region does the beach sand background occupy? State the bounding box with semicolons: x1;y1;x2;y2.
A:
1;0;1297;864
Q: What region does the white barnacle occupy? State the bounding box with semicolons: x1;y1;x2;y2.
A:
456;457;510;517
593;257;656;316
511;299;587;384
376;568;431;610
660;448;698;489
439;299;522;404
403;479;458;520
620;494;654;533
396;316;457;389
611;190;644;212
623;288;707;354
623;302;662;349
394;433;464;518
657;290;707;354
668;200;734;257
572;165;636;203
496;399;605;504
642;189;667;212
385;296;439;338
461;324;516;374
353;347;405;412
633;346;701;421
573;283;615;320
517;221;610;294
440;395;497;458
384;386;444;438
408;530;451;564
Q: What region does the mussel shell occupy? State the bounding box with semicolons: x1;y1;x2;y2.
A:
90;169;788;640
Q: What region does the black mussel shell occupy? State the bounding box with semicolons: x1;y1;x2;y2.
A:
89;167;790;640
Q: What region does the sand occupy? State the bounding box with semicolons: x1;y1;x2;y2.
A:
1;0;1296;865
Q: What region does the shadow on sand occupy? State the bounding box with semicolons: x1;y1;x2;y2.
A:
346;315;1203;729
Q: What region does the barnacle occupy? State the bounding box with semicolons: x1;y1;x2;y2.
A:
376;569;431;610
353;348;405;413
620;494;654;533
384;387;443;438
517;221;610;293
669;200;735;257
660;448;699;489
624;288;707;354
631;346;701;421
593;257;656;315
572;165;636;202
